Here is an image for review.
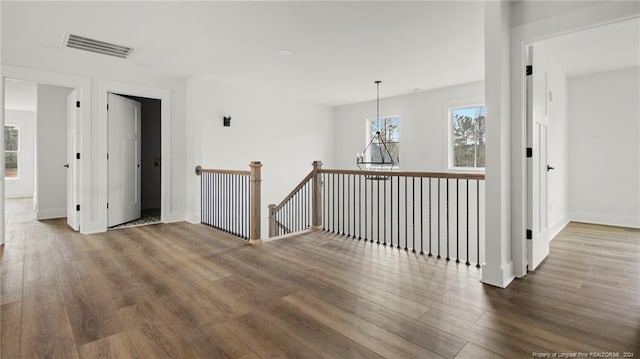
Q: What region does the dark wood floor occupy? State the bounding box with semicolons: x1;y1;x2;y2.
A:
1;198;639;358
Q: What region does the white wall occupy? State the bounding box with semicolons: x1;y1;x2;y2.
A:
35;84;72;219
4;79;37;111
510;1;608;28
535;44;570;237
186;76;334;238
568;67;640;228
4;110;35;198
332;81;484;171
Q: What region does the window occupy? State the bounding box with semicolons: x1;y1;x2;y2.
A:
5;125;19;178
367;116;399;166
449;106;485;169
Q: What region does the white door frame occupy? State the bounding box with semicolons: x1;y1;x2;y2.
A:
97;81;171;231
0;65;90;244
509;3;639;277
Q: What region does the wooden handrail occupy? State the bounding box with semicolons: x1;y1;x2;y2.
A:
198;168;251;176
272;171;314;212
318;168;485;180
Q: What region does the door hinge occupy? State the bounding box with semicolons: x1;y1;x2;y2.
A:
107;203;109;209
76;153;80;160
76;205;80;211
526;65;533;76
526;147;533;158
526;229;532;240
107;153;109;160
107;104;109;111
76;101;81;108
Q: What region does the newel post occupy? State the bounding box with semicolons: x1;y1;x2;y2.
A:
268;204;276;238
249;161;263;244
311;161;323;229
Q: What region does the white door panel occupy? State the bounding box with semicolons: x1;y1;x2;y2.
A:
122;139;138;204
527;46;551;271
66;90;79;231
108;93;141;227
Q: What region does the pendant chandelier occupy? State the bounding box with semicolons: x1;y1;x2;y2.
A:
356;80;397;172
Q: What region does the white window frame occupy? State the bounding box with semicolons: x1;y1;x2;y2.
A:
365;115;400;169
445;98;485;172
4;125;20;180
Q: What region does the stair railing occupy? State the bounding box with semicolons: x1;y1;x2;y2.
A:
196;161;262;244
269;161;486;267
268;161;322;237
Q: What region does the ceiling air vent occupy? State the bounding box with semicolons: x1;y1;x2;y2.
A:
65;34;133;59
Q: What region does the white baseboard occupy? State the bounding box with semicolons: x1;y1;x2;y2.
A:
481;260;515;288
163;212;186;224
571;211;640;229
263;229;313;242
80;224;104;234
548;216;570;242
36;207;66;220
186;212;201;224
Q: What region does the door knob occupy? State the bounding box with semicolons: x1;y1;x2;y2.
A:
547;165;555;171
63;164;69;168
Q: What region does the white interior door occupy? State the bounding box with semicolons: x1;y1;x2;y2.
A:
526;46;551;271
66;90;79;231
108;93;141;227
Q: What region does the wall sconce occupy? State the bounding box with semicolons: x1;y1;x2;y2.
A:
223;115;231;127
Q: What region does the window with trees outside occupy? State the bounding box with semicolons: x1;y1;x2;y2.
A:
449;105;485;169
367;116;399;166
5;125;19;178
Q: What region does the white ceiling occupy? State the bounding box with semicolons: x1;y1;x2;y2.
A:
538;17;640;77
1;1;484;106
4;79;37;111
